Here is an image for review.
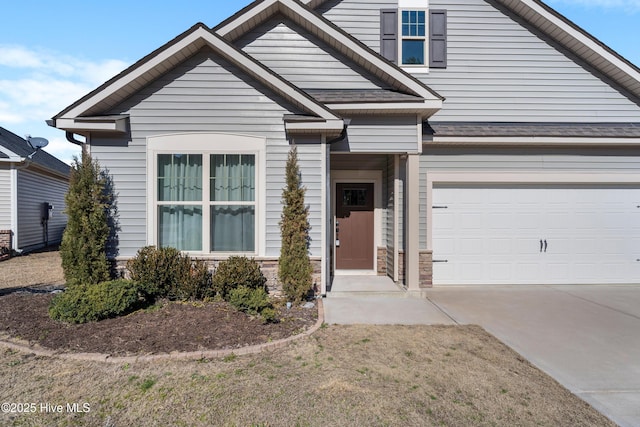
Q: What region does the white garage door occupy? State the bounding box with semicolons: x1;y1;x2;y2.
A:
432;185;640;285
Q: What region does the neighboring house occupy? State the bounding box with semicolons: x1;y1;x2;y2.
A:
0;127;70;255
50;0;640;293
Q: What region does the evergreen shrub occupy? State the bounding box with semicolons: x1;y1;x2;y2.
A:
126;246;211;301
49;279;141;324
228;286;275;323
60;152;111;285
278;146;313;302
211;256;267;300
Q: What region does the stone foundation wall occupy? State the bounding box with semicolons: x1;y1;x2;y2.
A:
115;257;322;298
398;250;404;284
395;250;433;288
419;250;433;288
376;247;387;276
0;230;12;261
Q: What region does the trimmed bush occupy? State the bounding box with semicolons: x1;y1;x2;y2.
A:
126;246;212;301
229;286;276;323
211;256;267;300
49;280;141;324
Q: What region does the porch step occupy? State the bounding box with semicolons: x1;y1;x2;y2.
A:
327;290;409;299
327;275;425;299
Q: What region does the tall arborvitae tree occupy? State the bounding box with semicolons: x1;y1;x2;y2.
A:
278;146;313;302
60;151;111;285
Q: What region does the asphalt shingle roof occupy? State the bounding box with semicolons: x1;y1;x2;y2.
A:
306;89;424;104
425;122;640;139
0;127;70;176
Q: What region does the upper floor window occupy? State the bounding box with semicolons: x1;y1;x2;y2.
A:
401;10;426;65
380;9;447;70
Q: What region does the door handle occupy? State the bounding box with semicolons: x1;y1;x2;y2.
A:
540;239;543;253
544;240;548;253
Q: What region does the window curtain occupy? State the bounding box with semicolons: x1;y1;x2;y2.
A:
210;154;255;251
157;154;203;251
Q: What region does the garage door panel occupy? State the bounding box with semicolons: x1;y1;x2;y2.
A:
487;238;513;255
433;185;640;285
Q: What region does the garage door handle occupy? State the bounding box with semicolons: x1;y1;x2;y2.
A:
540;239;548;253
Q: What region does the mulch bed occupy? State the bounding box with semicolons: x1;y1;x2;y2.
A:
0;291;317;356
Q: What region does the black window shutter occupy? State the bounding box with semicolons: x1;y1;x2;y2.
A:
380;9;398;64
429;10;447;68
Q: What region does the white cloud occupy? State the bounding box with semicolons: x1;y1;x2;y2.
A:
0;45;129;162
44;136;82;166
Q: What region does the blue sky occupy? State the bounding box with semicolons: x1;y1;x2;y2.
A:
1;0;638;164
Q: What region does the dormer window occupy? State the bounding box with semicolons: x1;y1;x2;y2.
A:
401;10;426;65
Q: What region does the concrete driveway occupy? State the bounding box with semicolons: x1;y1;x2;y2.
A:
426;285;640;427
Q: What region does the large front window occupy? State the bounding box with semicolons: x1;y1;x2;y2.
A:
401;10;426;65
157;153;256;253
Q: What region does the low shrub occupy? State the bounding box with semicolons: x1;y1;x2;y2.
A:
228;286;276;323
49;279;141;324
126;246;212;301
212;256;267;300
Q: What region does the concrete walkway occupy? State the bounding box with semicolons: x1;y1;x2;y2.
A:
426;285;640;427
323;275;456;325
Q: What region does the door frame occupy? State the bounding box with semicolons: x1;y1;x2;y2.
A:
331;170;383;275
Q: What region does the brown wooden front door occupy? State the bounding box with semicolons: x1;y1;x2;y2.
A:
336;183;374;269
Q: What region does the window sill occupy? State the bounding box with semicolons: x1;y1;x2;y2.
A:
401;66;430;74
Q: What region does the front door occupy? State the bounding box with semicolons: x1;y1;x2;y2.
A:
336;183;374;269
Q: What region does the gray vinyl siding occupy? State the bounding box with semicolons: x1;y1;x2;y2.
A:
16;169;68;251
91;49;314;258
398;157;405;251
419;155;428;251
422;147;640;171
318;0;640;122
318;0;396;54
331;116;419;153
0;165;11;230
424;0;640;122
237;18;386;90
385;155;395;276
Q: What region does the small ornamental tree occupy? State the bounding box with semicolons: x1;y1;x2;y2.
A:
60;151;111;285
278;146;313;302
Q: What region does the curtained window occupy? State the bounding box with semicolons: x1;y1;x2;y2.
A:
210;154;255;252
156;153;256;253
157;154;203;251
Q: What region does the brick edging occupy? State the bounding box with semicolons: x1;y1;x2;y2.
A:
0;300;325;364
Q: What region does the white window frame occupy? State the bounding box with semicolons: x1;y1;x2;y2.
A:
147;133;266;257
399;8;429;72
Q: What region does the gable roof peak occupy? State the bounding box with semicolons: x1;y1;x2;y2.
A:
53;21;343;130
215;0;443;103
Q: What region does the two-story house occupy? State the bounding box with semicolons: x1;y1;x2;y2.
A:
50;0;640;294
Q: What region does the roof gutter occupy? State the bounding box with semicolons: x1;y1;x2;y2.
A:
327;118;351;144
66;131;84;146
